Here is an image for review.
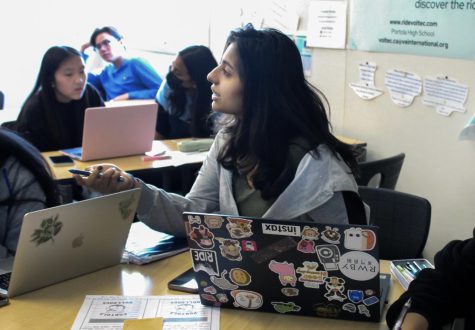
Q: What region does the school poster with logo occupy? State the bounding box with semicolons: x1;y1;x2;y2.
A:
347;0;475;60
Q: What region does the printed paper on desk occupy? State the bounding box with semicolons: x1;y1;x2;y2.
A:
71;295;149;330
146;295;220;328
71;295;220;330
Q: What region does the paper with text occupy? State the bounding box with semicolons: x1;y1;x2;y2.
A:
307;0;347;49
423;76;468;116
350;62;384;100
385;69;422;107
71;295;219;330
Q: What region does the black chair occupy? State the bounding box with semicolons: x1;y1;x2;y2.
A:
359;186;431;260
356;153;405;190
0;90;4;110
1;120;17;130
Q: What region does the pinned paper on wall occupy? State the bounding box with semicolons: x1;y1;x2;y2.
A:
307;0;347;49
385;69;422;108
459;113;475;141
423;76;469;116
262;0;300;32
239;6;264;28
349;62;384;100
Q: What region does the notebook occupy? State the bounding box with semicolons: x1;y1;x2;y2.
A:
121;221;189;265
61;103;158;161
183;212;389;322
0;188;141;298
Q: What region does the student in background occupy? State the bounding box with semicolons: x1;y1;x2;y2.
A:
81;26;162;101
0;128;59;258
74;25;364;237
156;45;218;139
386;228;475;330
16;46;104;152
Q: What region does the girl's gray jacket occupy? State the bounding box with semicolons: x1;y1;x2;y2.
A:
136;131;362;237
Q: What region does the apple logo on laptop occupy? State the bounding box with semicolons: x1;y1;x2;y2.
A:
72;234;85;248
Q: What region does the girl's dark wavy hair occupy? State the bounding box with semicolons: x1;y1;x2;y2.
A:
167;45;217;137
0;128;59;207
20;46;84;147
218;24;358;200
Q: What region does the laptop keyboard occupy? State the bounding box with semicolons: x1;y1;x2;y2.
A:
0;272;11;290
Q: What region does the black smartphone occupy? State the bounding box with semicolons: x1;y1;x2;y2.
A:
48;155;74;167
167;268;198;293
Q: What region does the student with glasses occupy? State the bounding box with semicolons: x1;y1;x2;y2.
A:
80;26;162;101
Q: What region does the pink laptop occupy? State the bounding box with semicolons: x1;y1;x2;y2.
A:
61;103;158;161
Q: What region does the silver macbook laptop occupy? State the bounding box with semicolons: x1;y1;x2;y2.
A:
0;188;141;298
61;103;158;161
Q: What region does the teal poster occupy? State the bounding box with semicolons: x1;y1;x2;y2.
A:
348;0;475;60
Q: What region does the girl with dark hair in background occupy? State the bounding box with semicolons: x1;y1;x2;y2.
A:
81;26;162;101
156;45;218;138
74;25;364;237
16;46;104;152
0;128;59;257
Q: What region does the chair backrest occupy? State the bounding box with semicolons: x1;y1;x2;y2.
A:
1;120;17;130
0;90;4;110
359;186;431;260
356;153;405;190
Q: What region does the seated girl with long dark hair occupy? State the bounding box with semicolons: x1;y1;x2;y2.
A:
73;25;365;237
16;46;104;152
156;45;218;139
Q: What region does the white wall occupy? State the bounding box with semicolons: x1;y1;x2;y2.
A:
341;52;475;260
298;2;475;260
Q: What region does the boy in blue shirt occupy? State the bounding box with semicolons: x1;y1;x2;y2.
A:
81;26;162;101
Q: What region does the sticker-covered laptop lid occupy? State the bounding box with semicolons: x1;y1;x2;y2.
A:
183;212;382;322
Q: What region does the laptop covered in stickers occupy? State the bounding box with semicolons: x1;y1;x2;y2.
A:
0;188;141;298
182;212;389;322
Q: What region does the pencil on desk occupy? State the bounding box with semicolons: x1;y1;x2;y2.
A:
142;155;172;161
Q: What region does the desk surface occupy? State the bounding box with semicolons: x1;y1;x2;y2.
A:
0;252;401;329
43;136;366;182
43;139;206;181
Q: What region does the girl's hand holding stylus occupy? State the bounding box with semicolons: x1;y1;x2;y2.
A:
73;164;138;194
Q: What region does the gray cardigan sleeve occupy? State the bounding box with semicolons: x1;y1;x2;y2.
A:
135;133;224;237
